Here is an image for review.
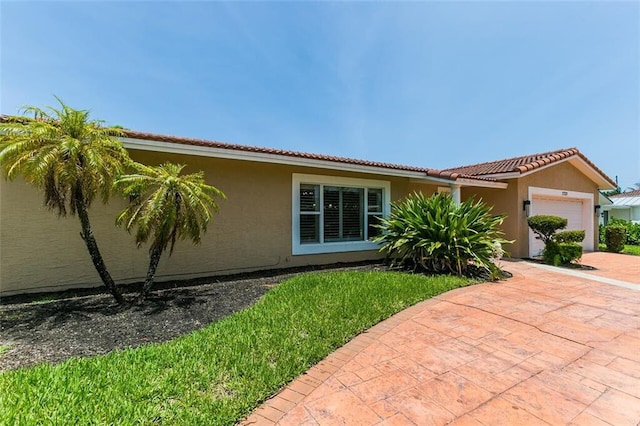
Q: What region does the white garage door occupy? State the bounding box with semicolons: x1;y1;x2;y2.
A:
529;197;587;257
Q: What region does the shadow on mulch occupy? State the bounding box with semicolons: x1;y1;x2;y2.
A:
524;257;599;271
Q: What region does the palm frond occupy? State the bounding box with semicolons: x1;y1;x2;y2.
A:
115;162;225;256
0;97;130;215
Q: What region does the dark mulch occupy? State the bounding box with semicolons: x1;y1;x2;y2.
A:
525;257;598;270
0;262;384;372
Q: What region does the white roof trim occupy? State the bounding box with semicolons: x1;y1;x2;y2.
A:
121;137;507;188
121;137;428;179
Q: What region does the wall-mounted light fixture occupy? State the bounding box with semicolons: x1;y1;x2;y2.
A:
523;199;531;217
594;204;601;215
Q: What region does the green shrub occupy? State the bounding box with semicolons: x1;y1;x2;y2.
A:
543;241;583;266
527;215;568;244
554;230;585;243
605;225;627;253
527;215;587;266
608;217;640;245
374;192;511;276
629;223;640;246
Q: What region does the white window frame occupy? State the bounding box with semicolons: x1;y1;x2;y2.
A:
292;173;391;255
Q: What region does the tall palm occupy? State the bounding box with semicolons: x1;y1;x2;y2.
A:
115;162;225;301
0;98;130;304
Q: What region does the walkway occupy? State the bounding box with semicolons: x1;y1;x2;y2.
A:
243;253;640;425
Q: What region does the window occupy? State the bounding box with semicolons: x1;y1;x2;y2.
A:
293;174;390;255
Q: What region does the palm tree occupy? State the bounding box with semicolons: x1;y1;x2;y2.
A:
626;181;640;192
0;98;131;304
115;162;225;302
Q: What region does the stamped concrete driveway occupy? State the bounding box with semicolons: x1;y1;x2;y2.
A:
244;253;640;426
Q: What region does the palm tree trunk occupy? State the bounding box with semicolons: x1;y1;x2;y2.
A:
74;188;125;305
138;245;163;303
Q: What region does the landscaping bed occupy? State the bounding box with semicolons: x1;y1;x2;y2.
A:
0;262;381;372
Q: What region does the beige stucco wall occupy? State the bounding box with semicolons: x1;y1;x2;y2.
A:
460;179;521;256
1;150;605;296
461;161;600;258
1;150;441;295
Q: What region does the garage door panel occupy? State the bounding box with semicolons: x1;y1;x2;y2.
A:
529;197;585;257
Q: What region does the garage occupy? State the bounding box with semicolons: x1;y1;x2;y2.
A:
528;188;595;258
445;148;615;258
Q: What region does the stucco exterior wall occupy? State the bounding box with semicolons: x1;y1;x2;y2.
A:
460;179;521;256
1;176;145;295
1;150;439;295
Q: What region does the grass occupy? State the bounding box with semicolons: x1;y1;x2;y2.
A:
622;245;640;255
598;243;640;256
0;270;471;425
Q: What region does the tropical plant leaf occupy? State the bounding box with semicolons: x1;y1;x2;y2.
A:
373;192;511;276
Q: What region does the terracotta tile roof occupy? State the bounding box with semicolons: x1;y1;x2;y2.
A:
0;114;529;185
1;114;494;181
443;147;616;186
121;128;498;182
611;189;640;198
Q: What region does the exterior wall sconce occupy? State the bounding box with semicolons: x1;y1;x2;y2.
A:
594;204;601;215
523;199;531;216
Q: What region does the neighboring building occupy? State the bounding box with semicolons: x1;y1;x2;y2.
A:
0;126;616;296
598;192;613;226
602;189;640;224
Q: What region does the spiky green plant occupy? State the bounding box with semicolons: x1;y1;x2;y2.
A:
115;162;226;301
374;192;510;276
0;98;131;303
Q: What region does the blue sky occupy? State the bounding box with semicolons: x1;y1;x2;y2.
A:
2;1;638;189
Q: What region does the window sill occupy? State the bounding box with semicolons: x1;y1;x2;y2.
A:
292;241;380;255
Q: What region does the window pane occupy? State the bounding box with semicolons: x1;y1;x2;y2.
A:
368;214;382;239
342;188;363;240
324;186;364;242
368;188;383;213
324;186;340;241
300;184;320;212
300;214;319;243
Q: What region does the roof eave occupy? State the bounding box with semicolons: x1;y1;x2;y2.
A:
409;176;507;189
121;137;440;180
469;157;616;190
454;178;507;189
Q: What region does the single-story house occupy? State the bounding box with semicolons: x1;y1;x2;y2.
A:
601;189;640;224
0;124;616;295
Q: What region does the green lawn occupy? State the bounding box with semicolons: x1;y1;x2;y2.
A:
622;245;640;255
598;243;640;256
0;271;471;425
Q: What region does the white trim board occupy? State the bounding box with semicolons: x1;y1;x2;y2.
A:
121;137;506;189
